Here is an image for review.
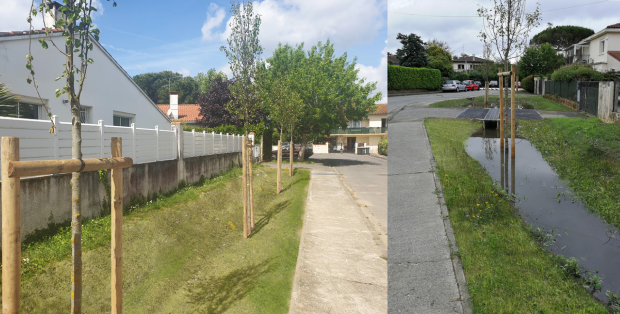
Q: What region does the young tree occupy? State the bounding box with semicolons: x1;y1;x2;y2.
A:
518;43;565;77
481;42;496;82
530;25;594;51
27;0;115;312
395;33;428;68
220;0;263;238
477;0;541;118
425;38;454;57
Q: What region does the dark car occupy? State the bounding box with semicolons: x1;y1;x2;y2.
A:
271;144;312;159
474;81;482;86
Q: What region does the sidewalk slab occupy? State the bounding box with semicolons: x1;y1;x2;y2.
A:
289;169;387;314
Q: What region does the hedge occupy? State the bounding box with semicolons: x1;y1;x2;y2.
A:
388;65;441;90
378;137;387;156
521;75;534;93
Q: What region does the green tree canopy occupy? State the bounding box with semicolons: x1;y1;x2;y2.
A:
530;25;594;51
517;43;565;78
132;71;199;104
195;68;228;94
395;33;428;68
426;45;453;77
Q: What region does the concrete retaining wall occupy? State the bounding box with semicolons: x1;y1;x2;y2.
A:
0;152;241;241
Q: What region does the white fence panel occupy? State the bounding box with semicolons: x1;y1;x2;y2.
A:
135;128;157;164
183;131;193;157
158;129;176;161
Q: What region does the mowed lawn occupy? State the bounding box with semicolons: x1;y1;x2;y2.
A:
10;166;309;313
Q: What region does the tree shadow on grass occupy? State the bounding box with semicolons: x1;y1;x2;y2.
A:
185;258;276;314
248;199;291;238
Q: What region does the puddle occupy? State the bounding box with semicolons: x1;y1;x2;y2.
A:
466;128;620;302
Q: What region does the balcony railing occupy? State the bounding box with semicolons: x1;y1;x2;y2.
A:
566;54;591;64
330;127;387;135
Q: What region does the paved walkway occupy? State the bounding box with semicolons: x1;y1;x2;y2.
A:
388;94;471;313
289;166;387;314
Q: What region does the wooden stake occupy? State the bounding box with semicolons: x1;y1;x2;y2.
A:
511;65;516;158
277;140;282;194
484;81;489;108
9;157;132;178
242;138;248;239
110;137;123;314
499;68;504;148
2;137;20;314
289;134;293;177
249;142;255;230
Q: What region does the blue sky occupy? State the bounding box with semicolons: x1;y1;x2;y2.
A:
2;0;387;101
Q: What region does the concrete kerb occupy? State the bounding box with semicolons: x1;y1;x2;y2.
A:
423;123;473;314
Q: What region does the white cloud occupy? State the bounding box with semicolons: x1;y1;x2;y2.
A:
0;0;44;32
356;41;387;103
218;63;233;78
177;68;191;77
215;0;385;55
201;3;227;41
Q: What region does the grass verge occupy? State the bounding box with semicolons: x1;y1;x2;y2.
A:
430;94;572;111
267;159;315;164
425;118;607;313
518;118;620;229
10;165;309;313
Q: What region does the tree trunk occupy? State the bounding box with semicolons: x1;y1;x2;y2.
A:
262;127;272;162
67;20;83;314
289;128;293;177
298;134;308;162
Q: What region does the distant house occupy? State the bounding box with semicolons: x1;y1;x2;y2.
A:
388;53;400;66
452;55;493;73
331;103;387;154
156;92;201;125
0;3;170;128
564;23;620;72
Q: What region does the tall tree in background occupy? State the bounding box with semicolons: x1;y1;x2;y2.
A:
481;42;496;82
518;43;565;77
132;71;199;104
27;0;116;311
530;25;594;51
426;45;454;77
425;38;454;57
395;33;428;67
195;68;228;94
196;73;241;127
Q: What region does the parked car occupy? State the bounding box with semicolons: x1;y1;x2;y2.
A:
442;80;467;93
515;81;522;88
271;144;312;159
465;81;480;91
489;81;499;87
474;81;482;86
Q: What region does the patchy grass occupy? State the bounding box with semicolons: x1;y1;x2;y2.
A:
267;158;315;164
425;118;607;313
12;165;309;313
518;118;620;230
430;95;572;111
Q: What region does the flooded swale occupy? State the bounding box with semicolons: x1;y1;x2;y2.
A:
466;128;620;303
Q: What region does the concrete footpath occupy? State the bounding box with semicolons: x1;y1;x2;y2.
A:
388;94;471;313
289;167;387;314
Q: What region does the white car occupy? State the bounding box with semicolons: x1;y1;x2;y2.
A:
442;80;467;93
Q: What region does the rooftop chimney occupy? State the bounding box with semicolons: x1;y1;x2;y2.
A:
168;92;179;120
43;2;64;28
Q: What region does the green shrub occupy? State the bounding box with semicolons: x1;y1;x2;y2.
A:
551;64;604;82
521;75;535;93
378;137;387;156
453;72;470;81
388;65;441;90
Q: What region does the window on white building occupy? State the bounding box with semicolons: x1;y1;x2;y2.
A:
600;39;605;54
0;101;40;119
80;107;91;124
113;115;132;127
458;64;464;69
348;120;361;128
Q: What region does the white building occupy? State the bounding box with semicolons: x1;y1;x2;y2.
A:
565;23;620;72
0;9;170;129
452;55;493;73
331;103;387;154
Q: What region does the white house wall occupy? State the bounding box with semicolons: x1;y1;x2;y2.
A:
369;115;386;128
0;34;170;129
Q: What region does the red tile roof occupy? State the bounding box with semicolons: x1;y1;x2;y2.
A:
156;104;202;123
0;28;63;37
608;51;620;63
371;103;387;115
607;23;620;29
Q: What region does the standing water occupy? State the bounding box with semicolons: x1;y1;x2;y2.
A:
466;128;620;302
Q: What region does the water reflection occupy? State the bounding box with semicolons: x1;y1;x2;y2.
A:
467;129;620;302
